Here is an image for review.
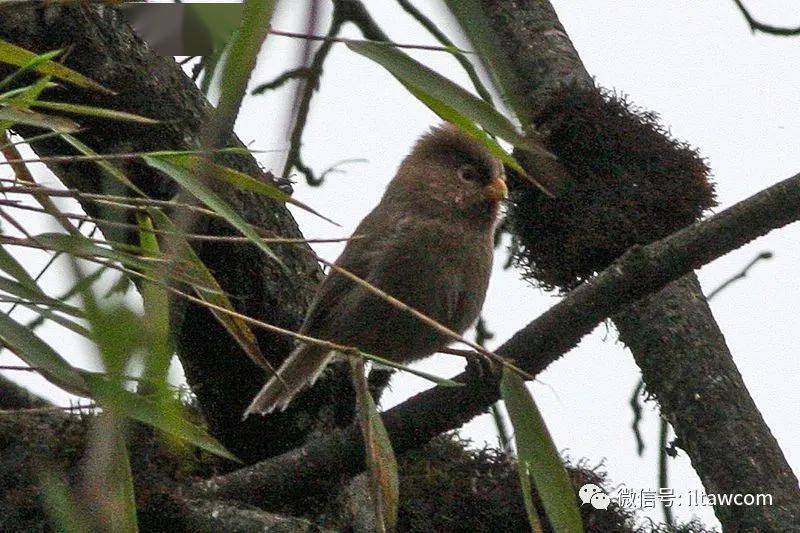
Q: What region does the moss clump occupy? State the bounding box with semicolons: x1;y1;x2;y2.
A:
394;435;714;532
508;85;715;291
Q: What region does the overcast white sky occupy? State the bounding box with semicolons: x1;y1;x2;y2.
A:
2;1;799;529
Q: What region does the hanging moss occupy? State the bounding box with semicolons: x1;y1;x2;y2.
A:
507;85;715;291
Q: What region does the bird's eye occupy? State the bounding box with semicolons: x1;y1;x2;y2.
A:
457;164;481;183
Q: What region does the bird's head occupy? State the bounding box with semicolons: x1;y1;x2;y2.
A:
390;123;507;224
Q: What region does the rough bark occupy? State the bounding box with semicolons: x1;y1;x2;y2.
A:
476;0;800;528
0;3;355;463
615;275;799;530
0;405;331;532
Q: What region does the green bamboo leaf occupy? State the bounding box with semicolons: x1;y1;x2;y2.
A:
0;272;85;319
347;41;557;195
0;76;54;133
404;83;526;176
442;0;526;121
30;100;159;124
347;41;517;138
212;0;277;139
351;358;399;532
60;133;146;196
0;48;61;91
142;154;284;267
3;297;91;338
40;470;92;533
349;44;540;139
83;415;139;533
0;273;90;337
83;372;237;461
0;105;79;132
501;368;583;533
148;208;271;374
0;244;38;291
0;311;88;395
109;426;139;533
362;351;463;388
0;39;112;94
0;76;53;105
135;212;173;383
159;153;337;225
24;233;169;275
16;233;208;289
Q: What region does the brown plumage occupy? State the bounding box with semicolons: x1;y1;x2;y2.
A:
244;124;506;417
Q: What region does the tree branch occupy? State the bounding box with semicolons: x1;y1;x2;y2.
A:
277;0;389;185
732;0;800;36
193;169;800;508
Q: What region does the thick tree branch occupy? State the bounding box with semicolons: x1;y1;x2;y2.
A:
194;170;800;508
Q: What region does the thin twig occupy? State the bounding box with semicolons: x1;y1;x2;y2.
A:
267;28;471;53
252;67;312;94
279;0;391;185
1;134;80;236
315;254;533;379
732;0;800;36
5;222;92;318
315;158;368;183
706;250;773;299
630;379;646;456
0;182;225;219
0;148;275;168
0;198;354;244
0;403;97;416
278;2;348;185
0;130;80;152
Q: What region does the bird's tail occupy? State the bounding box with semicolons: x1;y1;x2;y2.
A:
243;344;333;418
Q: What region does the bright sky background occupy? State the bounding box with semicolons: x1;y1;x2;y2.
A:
2;1;798;529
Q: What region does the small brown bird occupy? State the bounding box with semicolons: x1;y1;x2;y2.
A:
244;123;507;417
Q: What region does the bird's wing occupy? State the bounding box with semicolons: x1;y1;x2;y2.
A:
299;210;390;337
320;218;465;341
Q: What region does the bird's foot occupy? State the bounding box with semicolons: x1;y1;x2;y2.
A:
464;351;498;381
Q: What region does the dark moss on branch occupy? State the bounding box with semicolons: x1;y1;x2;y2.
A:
276;434;712;532
508;85;716;291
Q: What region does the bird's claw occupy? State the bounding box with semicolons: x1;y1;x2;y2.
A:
465;351;498;380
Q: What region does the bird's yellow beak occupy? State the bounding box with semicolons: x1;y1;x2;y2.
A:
483;177;508;202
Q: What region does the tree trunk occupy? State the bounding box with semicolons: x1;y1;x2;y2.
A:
473;0;800;528
0;2;354;464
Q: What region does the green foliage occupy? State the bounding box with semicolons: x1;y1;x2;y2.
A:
351;357;399;532
0;40;110;93
29;100;158;124
347;40;560;195
147;209;269;373
211;0;277;139
0;106;78;133
142;153;284;266
501;369;583;532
